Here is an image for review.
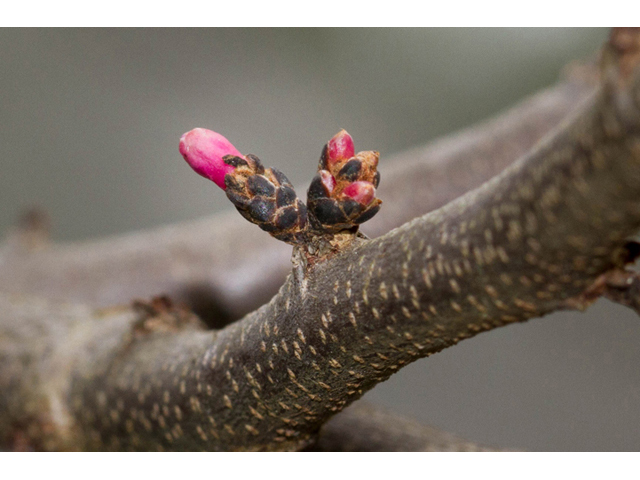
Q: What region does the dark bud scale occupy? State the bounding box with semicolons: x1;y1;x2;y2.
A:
223;154;309;245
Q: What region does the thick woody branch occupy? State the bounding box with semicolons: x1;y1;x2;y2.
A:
0;67;596;321
32;37;640;451
0;290;491;452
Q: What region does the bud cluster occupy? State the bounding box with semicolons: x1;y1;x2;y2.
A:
179;128;381;246
306;130;381;233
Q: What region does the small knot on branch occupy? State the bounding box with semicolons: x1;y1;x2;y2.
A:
131;295;205;336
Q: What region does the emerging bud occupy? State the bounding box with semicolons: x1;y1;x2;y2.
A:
308;130;382;233
325;129;355;166
342;181;375;206
179;128;242;189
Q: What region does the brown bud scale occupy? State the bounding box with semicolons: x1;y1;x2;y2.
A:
224;155;308;244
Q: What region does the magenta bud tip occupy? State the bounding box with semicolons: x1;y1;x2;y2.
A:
179;128;243;190
327;129;355;165
343;181;375;205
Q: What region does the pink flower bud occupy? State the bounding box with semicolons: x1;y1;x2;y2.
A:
319;170;336;194
343;181;375;205
327;129;355;165
179;128;243;190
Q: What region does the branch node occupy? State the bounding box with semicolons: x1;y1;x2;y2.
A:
131;295;205;336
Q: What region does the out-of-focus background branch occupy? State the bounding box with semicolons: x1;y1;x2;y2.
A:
2;28;639;451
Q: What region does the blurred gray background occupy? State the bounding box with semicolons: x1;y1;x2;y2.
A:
2;28;639;451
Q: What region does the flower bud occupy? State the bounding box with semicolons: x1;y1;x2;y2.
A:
342;181;376;205
179;128;242;189
326;129;355;165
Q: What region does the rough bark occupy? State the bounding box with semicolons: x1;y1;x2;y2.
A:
2;29;640;451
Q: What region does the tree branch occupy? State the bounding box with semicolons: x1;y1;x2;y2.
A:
0;65;596;323
309;402;502;452
3;32;640;451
